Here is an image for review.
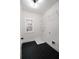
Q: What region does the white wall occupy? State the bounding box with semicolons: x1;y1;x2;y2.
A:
43;2;59;51
20;9;43;43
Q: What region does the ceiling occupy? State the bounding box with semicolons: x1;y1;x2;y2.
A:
21;0;58;14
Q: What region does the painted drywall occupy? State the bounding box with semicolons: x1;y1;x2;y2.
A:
20;9;43;43
43;1;59;51
21;0;57;14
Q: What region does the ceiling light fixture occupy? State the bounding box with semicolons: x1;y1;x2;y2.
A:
33;0;38;3
31;0;39;8
27;0;43;8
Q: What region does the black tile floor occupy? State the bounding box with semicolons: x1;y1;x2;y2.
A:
22;41;59;59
